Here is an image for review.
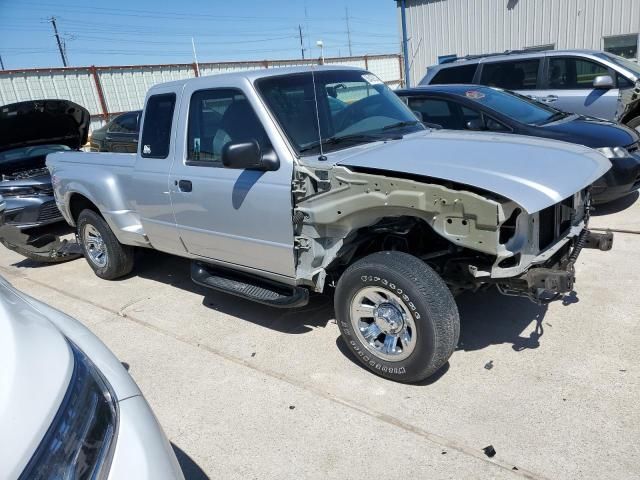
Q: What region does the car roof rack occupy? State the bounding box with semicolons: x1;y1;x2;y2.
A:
440;49;535;64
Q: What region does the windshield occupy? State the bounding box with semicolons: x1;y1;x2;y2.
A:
256;70;424;154
597;52;640;78
460;87;560;125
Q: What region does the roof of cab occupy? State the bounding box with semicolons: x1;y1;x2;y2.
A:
147;65;366;92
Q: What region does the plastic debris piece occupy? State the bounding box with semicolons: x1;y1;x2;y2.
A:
484;360;494;370
483;445;496;458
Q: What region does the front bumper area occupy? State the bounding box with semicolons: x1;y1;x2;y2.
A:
2;194;63;228
496;229;613;303
591;153;640;204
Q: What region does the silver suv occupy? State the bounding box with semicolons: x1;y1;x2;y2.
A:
419;49;640;130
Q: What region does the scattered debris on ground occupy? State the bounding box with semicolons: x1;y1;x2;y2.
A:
484;360;494;370
483;445;496;458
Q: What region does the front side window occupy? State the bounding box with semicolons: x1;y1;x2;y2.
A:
480;59;540;90
408;98;462;129
186;89;269;165
256;70;423;155
140;93;175;159
430;64;477;85
547;57;609;89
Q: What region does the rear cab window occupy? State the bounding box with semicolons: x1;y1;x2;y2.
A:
480;59;540;90
141;93;176;159
430;64;478;85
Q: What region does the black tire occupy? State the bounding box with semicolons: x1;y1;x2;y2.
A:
77;209;134;279
0;239;81;264
334;251;459;383
627;116;640;131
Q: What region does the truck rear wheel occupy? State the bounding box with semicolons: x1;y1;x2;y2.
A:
334;251;459;383
77;209;134;280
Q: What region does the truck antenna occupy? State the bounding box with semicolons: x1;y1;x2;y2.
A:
310;65;327;161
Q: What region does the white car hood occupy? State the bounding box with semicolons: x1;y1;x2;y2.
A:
332;130;611;213
0;282;73;479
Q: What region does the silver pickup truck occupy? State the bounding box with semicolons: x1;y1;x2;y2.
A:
48;66;613;382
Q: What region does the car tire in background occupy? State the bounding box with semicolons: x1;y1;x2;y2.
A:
628;116;640;132
334;251;460;383
77;209;134;280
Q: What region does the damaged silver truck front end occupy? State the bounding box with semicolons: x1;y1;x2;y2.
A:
292;133;614;304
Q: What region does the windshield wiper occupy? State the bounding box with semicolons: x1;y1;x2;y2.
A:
298;133;384;153
382;120;420;131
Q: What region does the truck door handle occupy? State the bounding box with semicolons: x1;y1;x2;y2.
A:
541;95;558;103
177;180;192;192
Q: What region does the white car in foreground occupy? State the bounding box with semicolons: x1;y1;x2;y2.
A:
0;274;184;479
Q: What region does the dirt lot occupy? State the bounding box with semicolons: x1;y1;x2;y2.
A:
1;193;639;480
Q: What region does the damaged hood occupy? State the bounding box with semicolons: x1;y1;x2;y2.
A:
332;130;611;213
0;100;90;153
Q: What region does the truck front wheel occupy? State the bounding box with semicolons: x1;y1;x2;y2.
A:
77;209;134;280
334;251;460;383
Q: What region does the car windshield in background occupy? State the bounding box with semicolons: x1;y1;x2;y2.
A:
256;70;423;154
598;52;640;78
461;87;559;125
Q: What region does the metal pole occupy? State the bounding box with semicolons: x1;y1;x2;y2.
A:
400;0;411;87
299;25;305;59
345;7;353;57
50;16;68;67
191;37;200;76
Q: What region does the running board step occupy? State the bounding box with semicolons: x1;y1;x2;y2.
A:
191;262;309;308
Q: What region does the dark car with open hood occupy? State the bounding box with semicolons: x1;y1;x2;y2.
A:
0;99;90;262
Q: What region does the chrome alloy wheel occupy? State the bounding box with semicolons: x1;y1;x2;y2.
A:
350;286;417;362
82;224;108;268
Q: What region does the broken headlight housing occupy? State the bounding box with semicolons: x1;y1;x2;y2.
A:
19;341;118;480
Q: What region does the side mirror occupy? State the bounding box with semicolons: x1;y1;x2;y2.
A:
466;118;486;131
222;140;280;171
593;75;614;89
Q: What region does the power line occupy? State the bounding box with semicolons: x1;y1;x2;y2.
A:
49;16;68;66
0;55;5;70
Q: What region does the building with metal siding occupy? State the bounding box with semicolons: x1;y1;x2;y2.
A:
397;0;640;86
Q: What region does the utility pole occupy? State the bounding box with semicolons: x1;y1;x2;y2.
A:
49;16;68;67
345;7;352;57
191;37;200;76
298;25;305;59
0;55;5;70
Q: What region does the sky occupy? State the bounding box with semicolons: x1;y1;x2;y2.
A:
0;0;399;70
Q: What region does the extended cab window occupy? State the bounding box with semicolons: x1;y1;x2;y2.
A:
480;59;540;90
141;94;175;158
547;57;610;89
430;64;477;84
187;89;269;166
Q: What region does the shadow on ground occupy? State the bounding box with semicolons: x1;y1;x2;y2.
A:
133;249;335;334
456;288;548;352
172;443;209;480
592;191;638;216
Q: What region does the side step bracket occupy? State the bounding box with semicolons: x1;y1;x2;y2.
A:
191;262;309;308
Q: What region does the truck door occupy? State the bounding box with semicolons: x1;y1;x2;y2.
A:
132;91;182;254
168;85;295;278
